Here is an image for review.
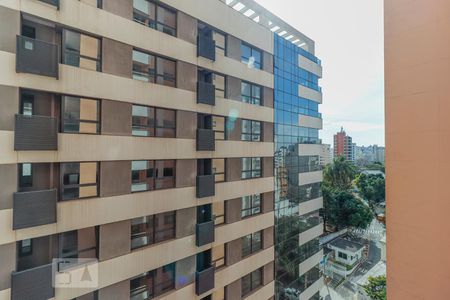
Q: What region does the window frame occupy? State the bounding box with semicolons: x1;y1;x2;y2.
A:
240;42;263;70
131;211;176;250
133;0;177;37
60;162;99;201
132;49;177;87
61;96;101;134
132;104;176;138
241;231;263;258
241;268;263;297
18;163;33;189
131;160;176;192
241;81;262;105
241;194;262;218
241;119;261;142
62;29;102;72
18;239;33;257
241;157;262;179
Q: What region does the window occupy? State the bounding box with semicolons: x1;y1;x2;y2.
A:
20;93;34;115
241;120;261;141
212;244;225;268
18;239;32;257
213;73;225;98
241;268;263;296
131;211;175;249
133;0;177;36
241;43;262;69
63;29;101;71
62;96;100;134
133;49;176;87
61;162;98;200
213;31;226;55
241;82;261;105
19;163;33;188
241;157;261;179
212;116;225;140
212;159;225;182
338;252;348;260
132;105;176;137
59;228;98;259
130;271;155;300
131;160;175;192
213;201;225;226
241;194;261;218
155;263;175;295
241;231;262;257
130;264;176;300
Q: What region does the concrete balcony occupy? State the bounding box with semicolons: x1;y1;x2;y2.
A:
299;277;324;300
299;249;323;277
298;170;323;186
299;222;324;247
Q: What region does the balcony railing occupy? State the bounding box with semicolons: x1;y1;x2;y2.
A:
197;81;216;106
16;35;59;78
39;0;59;8
11;264;54;300
14;114;58;151
13;189;57;230
196;175;215;198
197;35;216;61
196;220;215;246
197;129;215;151
195;266;215;295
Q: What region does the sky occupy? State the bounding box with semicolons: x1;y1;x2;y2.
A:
254;0;385;147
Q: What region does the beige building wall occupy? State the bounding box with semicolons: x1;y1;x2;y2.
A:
385;0;450;299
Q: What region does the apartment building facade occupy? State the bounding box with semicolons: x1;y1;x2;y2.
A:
0;0;276;299
385;0;450;299
0;0;322;300
333;127;354;162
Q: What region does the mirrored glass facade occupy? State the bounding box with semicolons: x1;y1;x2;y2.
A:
274;35;323;298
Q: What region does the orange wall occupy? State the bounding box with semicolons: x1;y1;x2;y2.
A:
385;0;450;299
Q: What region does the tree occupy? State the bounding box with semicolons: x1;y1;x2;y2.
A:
363;275;387;300
323;188;373;230
323;156;356;190
356;173;385;208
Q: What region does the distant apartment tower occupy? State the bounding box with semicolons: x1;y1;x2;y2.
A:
319;144;332;166
385;0;450;299
333;127;354;161
0;1;283;299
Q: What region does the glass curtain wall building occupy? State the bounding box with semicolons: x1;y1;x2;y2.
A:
274;34;324;300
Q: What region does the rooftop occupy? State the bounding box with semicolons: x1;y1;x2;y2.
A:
329;237;365;253
219;0;316;53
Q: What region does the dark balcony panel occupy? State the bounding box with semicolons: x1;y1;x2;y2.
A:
196;266;215;295
197;36;216;61
197;81;216;106
13;189;57;230
196;220;215;246
39;0;59;8
11;264;54;300
197;129;215;151
14;114;58;151
196;175;215;198
16;35;59;78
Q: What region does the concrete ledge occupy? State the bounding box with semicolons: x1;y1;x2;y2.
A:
298;170;323;185
299;277;323;300
299;197;323;216
299;249;323;277
299;223;323;246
